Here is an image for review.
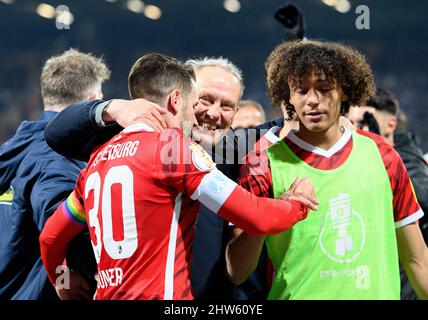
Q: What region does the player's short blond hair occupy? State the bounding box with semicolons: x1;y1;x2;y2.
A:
41;48;110;107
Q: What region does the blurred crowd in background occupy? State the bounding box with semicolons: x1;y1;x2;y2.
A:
0;0;427;150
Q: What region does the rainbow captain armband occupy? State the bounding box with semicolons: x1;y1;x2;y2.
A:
62;191;87;224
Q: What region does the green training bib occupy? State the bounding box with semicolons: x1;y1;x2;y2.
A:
266;131;399;300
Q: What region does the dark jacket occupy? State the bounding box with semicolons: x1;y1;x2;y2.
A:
45;100;121;162
394;131;428;239
0;111;92;300
394;131;428;301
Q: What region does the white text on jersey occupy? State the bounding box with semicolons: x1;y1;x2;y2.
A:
93;141;140;167
97;267;123;289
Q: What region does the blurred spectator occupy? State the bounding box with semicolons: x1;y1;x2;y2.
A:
394;108;428;300
394;108;428;242
348;88;397;141
0;49;109;299
351;88;428;300
351;89;428;236
232;99;266;129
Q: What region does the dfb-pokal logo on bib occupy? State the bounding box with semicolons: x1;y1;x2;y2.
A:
319;193;366;263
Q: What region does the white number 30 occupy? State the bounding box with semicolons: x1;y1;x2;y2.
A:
85;165;138;262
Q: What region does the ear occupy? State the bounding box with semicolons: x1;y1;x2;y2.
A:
167;90;181;115
388;116;397;133
84;84;103;101
84;91;99;101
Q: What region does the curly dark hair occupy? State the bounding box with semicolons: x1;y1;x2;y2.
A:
265;40;376;120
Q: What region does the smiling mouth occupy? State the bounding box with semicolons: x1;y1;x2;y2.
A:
198;123;219;131
191;124;225;144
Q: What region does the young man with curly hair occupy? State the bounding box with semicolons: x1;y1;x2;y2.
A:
225;40;428;300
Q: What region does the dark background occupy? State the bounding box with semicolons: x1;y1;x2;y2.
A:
0;0;427;150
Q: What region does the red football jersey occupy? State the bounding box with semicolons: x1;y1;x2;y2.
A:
74;124;213;300
239;126;424;290
239;126;423;227
41;124;311;300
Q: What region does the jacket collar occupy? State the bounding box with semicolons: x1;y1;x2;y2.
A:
40;111;58;121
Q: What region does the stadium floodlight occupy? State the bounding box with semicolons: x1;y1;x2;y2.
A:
144;5;161;20
321;0;339;7
335;0;351;13
223;0;241;13
36;3;56;19
127;0;144;14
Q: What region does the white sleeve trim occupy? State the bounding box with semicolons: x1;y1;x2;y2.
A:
395;209;424;229
190;168;237;214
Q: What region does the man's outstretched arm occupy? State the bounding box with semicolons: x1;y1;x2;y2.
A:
187;169;318;236
44;100;119;162
225;178;316;284
45;99;166;162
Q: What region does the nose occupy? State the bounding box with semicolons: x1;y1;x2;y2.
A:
205;102;221;122
306;89;320;107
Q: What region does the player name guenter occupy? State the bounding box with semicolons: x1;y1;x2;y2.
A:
163;304;263;317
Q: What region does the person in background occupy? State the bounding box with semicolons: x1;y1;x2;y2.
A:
232;98;282;300
349;89;428;299
349;89;428;243
348;88;397;142
232;100;266;130
0;49;109;300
